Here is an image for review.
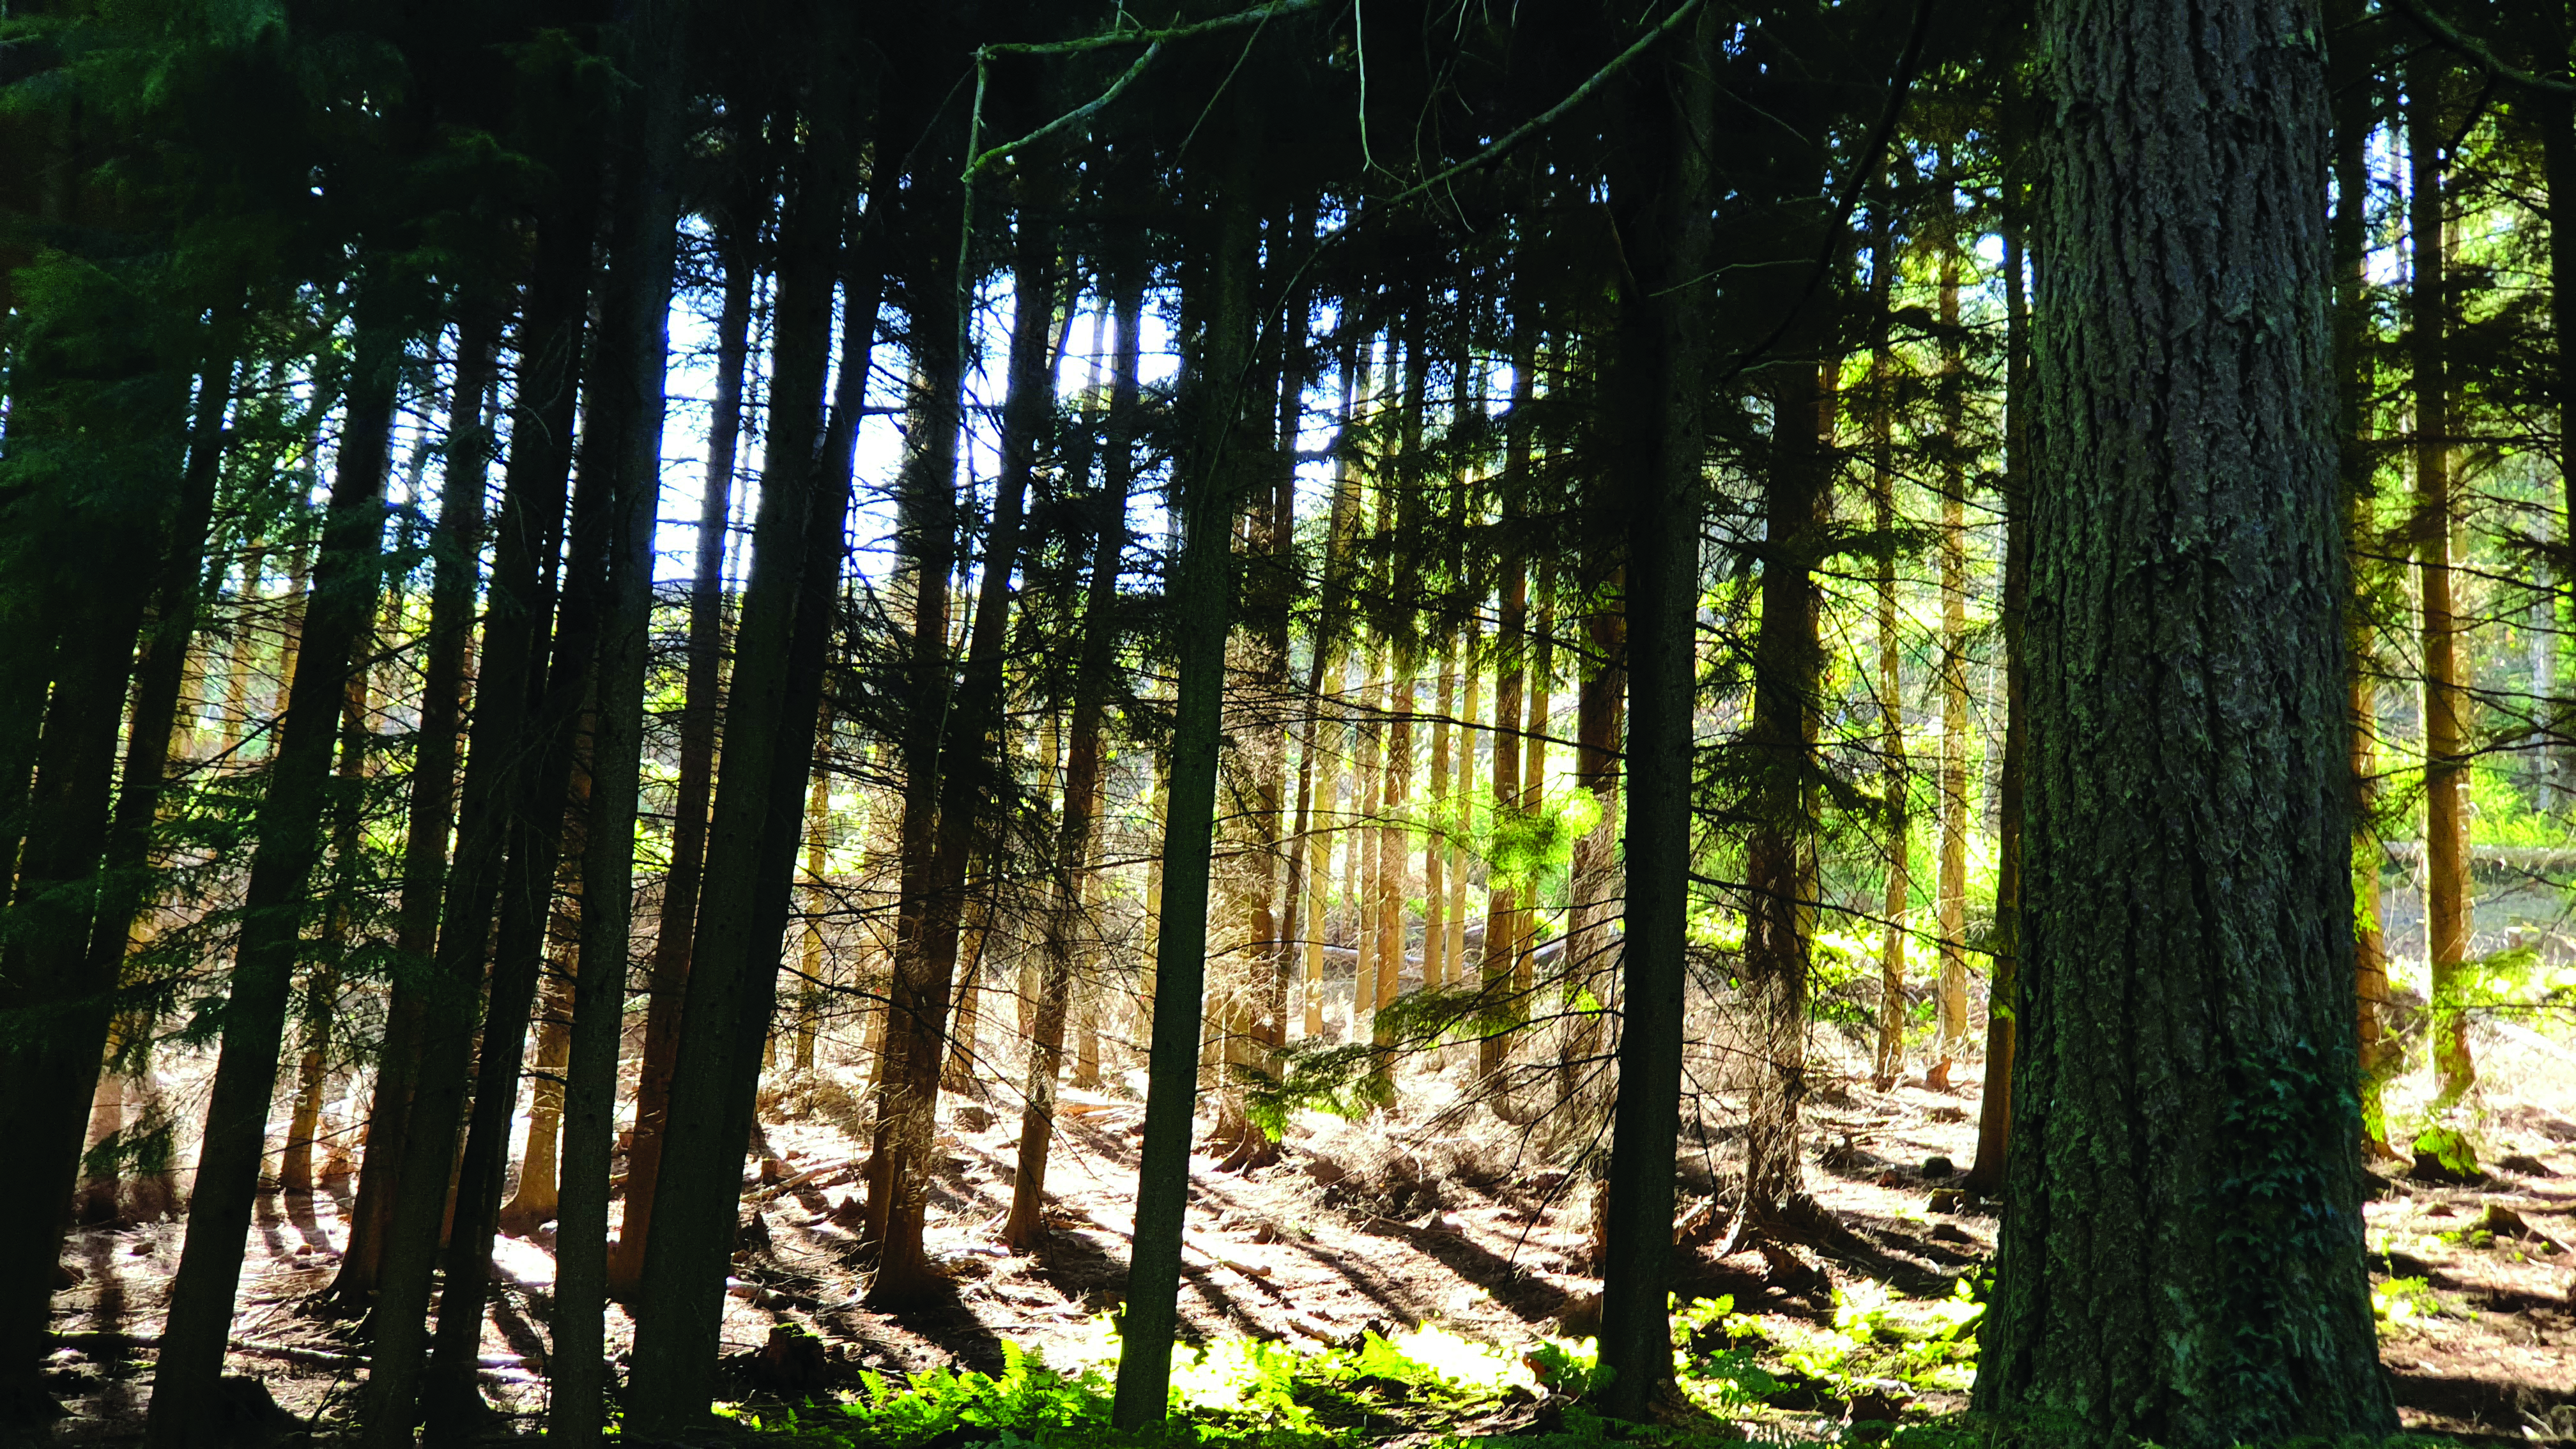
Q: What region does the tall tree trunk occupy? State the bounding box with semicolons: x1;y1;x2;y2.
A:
145;314;397;1448
1479;338;1531;1082
1966;192;2031;1195
1935;161;1972;1073
330;305;498;1306
613;197;761;1297
1110;97;1259;1431
1595;3;1715;1413
418;323;620;1441
553;3;686;1426
2327;0;2397;1158
2543;4;2576;798
1517;579;1554;999
621;89;862;1431
1869;190;1908;1092
1561;576;1624;1114
2411;53;2474;1105
358;175;594;1448
1741;350;1831;1225
1;335;226;1399
280;672;371;1195
1974;0;2396;1434
1004;249;1143;1251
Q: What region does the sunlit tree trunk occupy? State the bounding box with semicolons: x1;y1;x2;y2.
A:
1935;161;1972;1073
2410;54;2474;1105
1869;192;1908;1091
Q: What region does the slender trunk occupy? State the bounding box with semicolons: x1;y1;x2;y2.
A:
2411;56;2474;1105
0;341;223;1392
1936;165;1972;1070
359;172;594;1447
868;181;1059;1305
146;314;397;1449
1109;96;1259;1429
1480;339;1531;1082
613;204;760;1296
2543;5;2576;798
1742;350;1831;1224
622;88;862;1430
1425;644;1452;990
1004;253;1144;1250
553;10;686;1424
1966;196;2030;1194
1446;620;1478;1013
331;305;498;1305
1595;6;1715;1411
418;319;621;1441
1869;192;1909;1091
282;674;371;1195
801;723;834;1073
1561;576;1624;1113
1517;581;1554;995
2325;0;2396;1158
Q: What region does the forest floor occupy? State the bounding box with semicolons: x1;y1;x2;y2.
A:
33;1027;2576;1445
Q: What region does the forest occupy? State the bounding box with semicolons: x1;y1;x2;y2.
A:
3;0;2574;1444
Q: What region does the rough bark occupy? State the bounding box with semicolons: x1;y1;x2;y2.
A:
1974;0;2398;1435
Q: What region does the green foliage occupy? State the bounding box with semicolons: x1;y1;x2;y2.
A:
2410;1119;2480;1179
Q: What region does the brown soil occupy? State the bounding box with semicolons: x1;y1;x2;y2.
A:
36;1044;2576;1443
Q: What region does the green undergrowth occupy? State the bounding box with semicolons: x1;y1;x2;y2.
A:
689;1291;1995;1449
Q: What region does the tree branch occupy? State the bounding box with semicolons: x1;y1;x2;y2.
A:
2389;0;2576;96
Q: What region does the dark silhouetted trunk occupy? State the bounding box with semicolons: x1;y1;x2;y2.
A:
1595;3;1714;1415
146;314;397;1449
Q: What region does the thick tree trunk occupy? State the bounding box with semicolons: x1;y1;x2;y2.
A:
145;315;397;1449
1595;4;1714;1414
1974;0;2397;1435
